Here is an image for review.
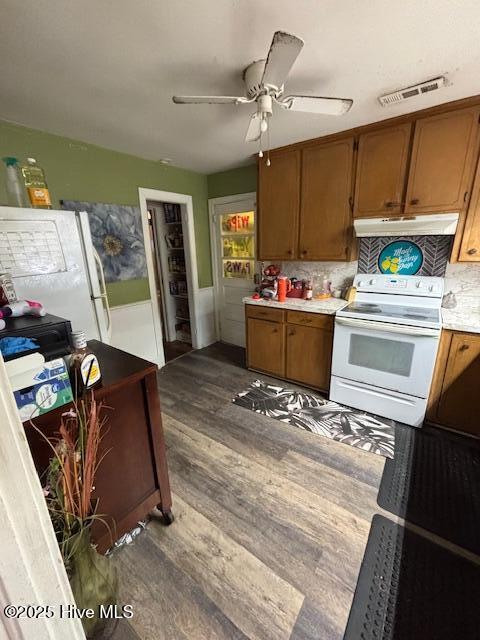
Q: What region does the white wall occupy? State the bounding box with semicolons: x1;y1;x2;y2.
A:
110;301;162;365
195;287;217;348
0;356;85;640
109;293;217;365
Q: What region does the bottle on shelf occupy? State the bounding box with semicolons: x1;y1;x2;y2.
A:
2;157;28;207
69;330;102;396
21;157;52;209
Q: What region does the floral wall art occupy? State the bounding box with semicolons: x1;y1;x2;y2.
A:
62;200;147;282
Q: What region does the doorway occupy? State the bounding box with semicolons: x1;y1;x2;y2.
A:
148;200;194;363
209;193;256;347
138;188;201;366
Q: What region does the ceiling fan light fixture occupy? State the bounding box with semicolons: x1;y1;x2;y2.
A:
172;30;354;145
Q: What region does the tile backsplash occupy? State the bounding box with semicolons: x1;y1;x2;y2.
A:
444;263;480;313
280;259;480;311
280;261;358;292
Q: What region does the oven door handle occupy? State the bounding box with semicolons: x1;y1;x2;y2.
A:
335;316;440;337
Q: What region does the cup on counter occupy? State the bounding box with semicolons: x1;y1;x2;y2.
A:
332;289;342;298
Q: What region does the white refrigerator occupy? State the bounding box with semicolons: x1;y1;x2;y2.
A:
0;206;111;342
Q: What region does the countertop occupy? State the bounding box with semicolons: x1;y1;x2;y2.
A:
441;308;480;334
86;340;157;395
243;296;349;315
244;295;480;332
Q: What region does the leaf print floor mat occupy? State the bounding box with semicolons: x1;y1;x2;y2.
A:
233;380;395;459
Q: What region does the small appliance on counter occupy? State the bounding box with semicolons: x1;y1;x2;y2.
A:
0;313;72;362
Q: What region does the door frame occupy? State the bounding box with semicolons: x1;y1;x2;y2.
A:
0;356;85;639
138;188;201;364
208;192;257;342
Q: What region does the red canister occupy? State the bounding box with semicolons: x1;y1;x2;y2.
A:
277;276;291;303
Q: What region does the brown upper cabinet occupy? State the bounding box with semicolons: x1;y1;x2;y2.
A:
257;139;354;261
459;154;480;260
257;98;480;262
354;124;412;218
300;138;354;261
405;107;480;213
258;148;300;260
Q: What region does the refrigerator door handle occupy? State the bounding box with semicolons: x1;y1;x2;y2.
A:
93;248;112;339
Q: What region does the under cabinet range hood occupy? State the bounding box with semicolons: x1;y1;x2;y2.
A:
354;213;459;237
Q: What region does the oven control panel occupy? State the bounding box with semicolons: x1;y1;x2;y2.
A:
354;273;444;298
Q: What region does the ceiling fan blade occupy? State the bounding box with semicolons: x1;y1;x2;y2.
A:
245;113;262;142
172;95;249;104
261;31;304;89
282;95;353;115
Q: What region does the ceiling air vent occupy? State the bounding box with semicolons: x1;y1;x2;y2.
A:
378;76;446;107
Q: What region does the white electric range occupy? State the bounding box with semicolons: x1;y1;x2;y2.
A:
330;273;444;427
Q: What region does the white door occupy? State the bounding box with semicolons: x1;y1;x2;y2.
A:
211;196;256;347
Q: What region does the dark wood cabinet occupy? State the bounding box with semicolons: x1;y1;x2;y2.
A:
299;138;354;261
354;124;412;217
246;305;333;391
405;107;480;214
256;98;480;264
258;149;300;260
286;314;333;391
459;155;480;261
428;330;480;436
246;315;285;377
24;341;173;553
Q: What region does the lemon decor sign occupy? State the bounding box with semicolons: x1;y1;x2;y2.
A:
378;240;423;275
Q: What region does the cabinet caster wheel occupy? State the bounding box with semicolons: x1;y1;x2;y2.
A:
162;510;174;525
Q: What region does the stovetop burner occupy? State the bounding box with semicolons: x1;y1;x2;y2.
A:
337;300;441;329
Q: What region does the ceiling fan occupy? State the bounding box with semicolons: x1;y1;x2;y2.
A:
172;31;353;153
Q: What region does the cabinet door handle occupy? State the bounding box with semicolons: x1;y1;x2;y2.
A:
410;198;420;205
300;249;307;256
287;249;293;256
467;248;478;255
301;317;312;323
459;344;469;351
288;329;295;336
272;328;278;333
385;201;401;208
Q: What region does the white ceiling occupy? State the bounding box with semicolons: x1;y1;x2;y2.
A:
2;0;480;174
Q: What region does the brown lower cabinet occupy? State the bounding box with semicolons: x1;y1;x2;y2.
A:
246;304;333;392
427;330;480;436
246;316;285;377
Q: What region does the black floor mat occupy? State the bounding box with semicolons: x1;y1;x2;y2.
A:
378;425;480;555
343;515;480;640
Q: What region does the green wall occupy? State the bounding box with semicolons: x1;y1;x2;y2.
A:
207;163;257;199
0;120;212;305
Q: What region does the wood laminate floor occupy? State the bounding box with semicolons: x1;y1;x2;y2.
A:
163;340;193;363
113;342;388;640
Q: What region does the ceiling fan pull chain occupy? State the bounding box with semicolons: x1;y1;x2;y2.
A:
266;123;271;166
